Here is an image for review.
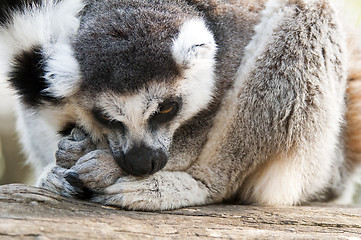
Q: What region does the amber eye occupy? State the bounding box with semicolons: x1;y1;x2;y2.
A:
101;113;111;121
148;100;180;125
159;105;174;114
92;108;125;130
159;102;178;115
92;108;113;124
149;98;182;125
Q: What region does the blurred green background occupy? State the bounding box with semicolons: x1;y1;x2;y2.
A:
0;0;361;186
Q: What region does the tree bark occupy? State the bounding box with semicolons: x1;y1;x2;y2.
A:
0;184;361;239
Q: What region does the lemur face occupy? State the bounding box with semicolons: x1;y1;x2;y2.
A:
61;17;217;176
73;83;183;176
2;0;217;177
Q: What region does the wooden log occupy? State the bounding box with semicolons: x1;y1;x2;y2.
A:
0;184;361;239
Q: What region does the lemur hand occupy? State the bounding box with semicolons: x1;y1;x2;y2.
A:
56;128;96;169
51;128;124;198
67;149;123;191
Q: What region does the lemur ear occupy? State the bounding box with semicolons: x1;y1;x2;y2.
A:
0;0;84;106
172;19;217;69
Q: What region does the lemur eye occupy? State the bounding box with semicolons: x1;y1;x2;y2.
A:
159;101;178;115
92;108;125;131
92;108;112;124
149;100;181;125
101;113;111;121
159;103;176;114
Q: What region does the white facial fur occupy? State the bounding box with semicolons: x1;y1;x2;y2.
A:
95;85;173;153
88;71;216;154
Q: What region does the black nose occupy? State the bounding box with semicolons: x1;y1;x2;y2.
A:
114;144;168;176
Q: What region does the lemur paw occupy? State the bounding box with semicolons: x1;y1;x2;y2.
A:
39;166;93;199
56;128;96;169
67;150;124;190
91;171;211;211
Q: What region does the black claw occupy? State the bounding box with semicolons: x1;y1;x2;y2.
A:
64;171;94;200
80;187;95;200
64;171;81;187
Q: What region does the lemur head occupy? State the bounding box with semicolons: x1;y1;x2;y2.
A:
2;1;217;176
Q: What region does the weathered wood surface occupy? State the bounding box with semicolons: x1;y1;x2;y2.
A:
0;184;361;239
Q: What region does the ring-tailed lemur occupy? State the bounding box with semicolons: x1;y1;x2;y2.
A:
1;0;361;210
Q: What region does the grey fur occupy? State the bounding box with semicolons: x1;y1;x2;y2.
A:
74;0;198;94
2;0;361;210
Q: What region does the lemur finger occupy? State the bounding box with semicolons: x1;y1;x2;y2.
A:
70;158;99;174
68;150;124;189
57;137;95;152
56;130;97;168
39;166;82;198
76;149;113;163
70;128;87;141
56;149;85;168
64;171;94;199
64;171;82;188
78;168;123;189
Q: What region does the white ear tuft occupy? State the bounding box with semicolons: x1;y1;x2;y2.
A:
172;18;217;68
171;19;217;121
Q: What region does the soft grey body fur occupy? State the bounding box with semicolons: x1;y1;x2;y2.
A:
1;0;361;210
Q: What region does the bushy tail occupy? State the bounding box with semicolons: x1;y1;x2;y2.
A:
0;0;85;105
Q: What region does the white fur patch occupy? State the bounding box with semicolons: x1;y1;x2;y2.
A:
172;18;217;67
96;85;171;152
0;0;84;97
15;104;59;179
43;42;81;97
172;18;217;120
240;146;337;206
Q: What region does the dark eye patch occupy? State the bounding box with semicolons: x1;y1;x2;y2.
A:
92;108;125;131
149;98;181;125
